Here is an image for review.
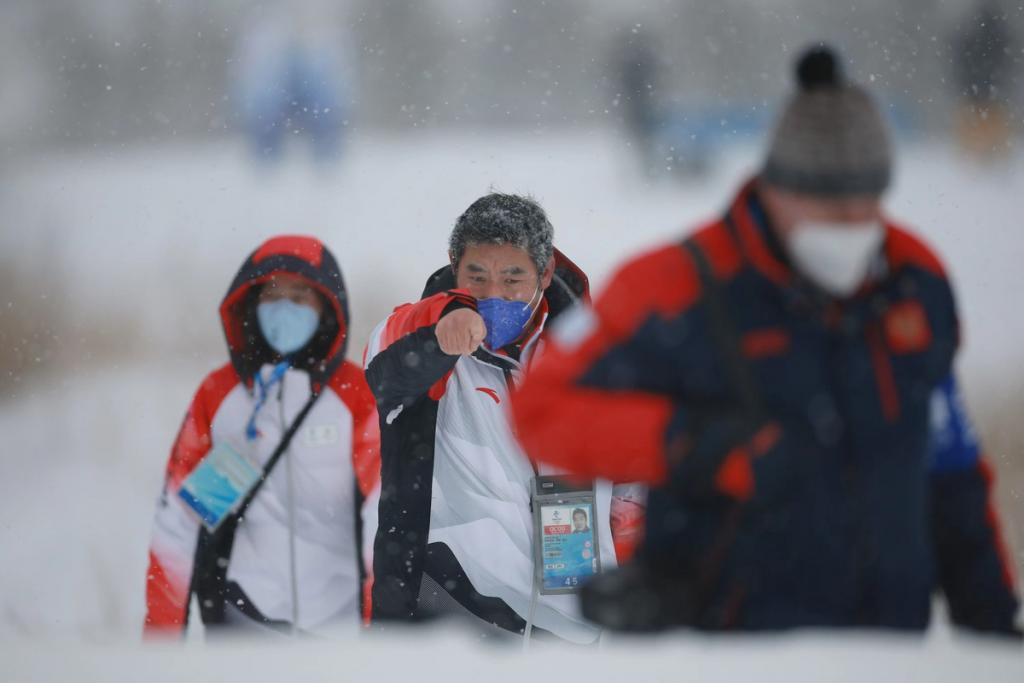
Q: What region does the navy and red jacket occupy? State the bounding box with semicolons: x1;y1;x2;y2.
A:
511;181;1019;634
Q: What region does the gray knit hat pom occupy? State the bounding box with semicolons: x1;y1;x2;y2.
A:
762;44;892;197
797;46;843;90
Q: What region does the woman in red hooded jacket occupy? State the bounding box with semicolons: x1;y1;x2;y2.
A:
144;235;379;637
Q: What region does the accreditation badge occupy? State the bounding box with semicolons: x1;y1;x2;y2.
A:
531;476;601;595
178;442;262;532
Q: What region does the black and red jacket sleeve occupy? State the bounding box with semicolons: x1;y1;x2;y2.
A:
513;238;789;501
510;245;701;485
364;290;476;411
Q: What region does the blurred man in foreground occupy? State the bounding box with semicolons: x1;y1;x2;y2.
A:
512;46;1020;636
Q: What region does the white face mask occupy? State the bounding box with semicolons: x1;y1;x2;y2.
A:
785;220;885;297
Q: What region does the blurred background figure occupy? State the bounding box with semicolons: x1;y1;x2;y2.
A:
614;26;667;177
950;1;1019;161
610;21;773;182
233;2;353;164
612;25;718;180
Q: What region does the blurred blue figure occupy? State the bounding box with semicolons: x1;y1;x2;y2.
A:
234;5;352;164
613;27;769;180
653;103;771;177
950;1;1018;160
614;27;662;176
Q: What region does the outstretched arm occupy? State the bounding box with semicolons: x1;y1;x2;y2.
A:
364;290;477;413
511;245;702;485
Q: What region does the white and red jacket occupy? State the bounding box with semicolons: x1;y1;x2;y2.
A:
145;236;380;636
364;253;642;644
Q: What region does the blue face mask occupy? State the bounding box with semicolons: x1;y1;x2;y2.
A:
257;299;320;355
476;287;542;350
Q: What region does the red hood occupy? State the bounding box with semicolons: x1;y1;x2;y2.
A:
219;235;350;385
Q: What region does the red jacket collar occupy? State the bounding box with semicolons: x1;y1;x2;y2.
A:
724;179;906;301
723;179;795;287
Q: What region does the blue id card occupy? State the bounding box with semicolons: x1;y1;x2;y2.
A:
532;477;601;595
178;442;262;532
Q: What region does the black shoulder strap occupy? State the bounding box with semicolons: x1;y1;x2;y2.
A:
682;240;762;419
235;389;321;520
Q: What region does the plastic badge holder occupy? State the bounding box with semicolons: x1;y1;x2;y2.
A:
532;476;601;595
178;442;262;532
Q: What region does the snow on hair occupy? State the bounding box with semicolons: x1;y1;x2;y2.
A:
449;193;554;273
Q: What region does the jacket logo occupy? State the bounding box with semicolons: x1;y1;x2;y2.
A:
305;424;339;447
475;387;501;404
884;301;932;354
741;328;790;358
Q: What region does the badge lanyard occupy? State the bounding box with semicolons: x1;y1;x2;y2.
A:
179;360;304;533
246;360;291;440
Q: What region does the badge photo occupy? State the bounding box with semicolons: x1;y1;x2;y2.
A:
531;476;601;595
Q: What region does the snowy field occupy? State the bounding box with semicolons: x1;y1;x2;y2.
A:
4;626;1024;682
1;129;1022;677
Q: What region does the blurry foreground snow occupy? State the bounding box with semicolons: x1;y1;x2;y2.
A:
4;625;1024;682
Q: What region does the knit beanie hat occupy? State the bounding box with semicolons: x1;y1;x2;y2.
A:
761;45;892;197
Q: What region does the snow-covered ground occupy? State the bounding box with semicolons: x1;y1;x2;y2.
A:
1;129;1022;676
5;626;1024;682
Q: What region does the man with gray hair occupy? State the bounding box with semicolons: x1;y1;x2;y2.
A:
363;193;638;642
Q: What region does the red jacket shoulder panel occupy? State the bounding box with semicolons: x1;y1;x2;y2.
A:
198;362;241;413
166;363;240;487
691;220;744;280
885;223;947;280
329;360;381;498
595;243;701;341
328;360;375;415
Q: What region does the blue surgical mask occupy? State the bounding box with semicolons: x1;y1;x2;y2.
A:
257;299;320;355
477;287;542;350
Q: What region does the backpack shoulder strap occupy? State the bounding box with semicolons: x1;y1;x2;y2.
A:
681;239;762;419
